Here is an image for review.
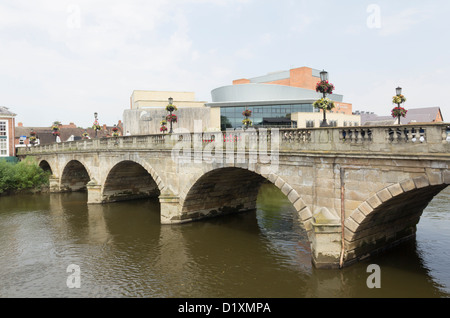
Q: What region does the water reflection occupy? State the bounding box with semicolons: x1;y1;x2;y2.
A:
0;186;449;298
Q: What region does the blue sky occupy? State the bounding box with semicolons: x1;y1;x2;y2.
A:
1;0;449;127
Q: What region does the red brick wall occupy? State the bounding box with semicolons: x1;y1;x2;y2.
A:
9;118;15;156
232;79;251;85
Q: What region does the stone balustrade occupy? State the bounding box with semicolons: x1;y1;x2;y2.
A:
17;123;450;156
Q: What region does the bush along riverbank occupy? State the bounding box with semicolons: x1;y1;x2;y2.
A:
0;158;51;195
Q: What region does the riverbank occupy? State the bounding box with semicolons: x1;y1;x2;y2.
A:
0;158;50;196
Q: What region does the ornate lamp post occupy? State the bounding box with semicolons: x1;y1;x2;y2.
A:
112;124;119;137
166;97;178;134
314;70;335;127
242;108;252;130
391;87;407;125
51;121;60;142
93;112;101;138
29;129;37;146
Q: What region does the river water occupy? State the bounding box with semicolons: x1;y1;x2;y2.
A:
0;184;449;298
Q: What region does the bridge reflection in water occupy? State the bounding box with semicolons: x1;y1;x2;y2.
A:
1;186;449;297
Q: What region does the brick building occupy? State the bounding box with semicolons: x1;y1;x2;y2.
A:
0;106;16;159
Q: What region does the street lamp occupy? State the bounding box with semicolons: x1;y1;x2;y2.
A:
318;70;333;127
391;87;407;125
94;112;99;138
167;97;175;134
320;70;329;82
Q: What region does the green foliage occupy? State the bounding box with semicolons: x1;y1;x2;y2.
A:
0;158;50;194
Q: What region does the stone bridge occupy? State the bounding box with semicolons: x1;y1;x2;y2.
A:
18;123;450;269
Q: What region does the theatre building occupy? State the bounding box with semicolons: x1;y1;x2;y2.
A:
206;66;358;130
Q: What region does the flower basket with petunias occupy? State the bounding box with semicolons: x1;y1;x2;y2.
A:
391;106;407;118
92;119;101;131
313;98;335;111
316;80;335;95
242;109;252;117
166;114;178;123
166;104;178;112
392;95;407;105
242;118;252;127
112;126;119;137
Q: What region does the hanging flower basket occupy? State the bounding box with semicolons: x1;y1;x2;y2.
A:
82;132;90;139
391;106;407;118
52;130;60;136
166;114;178;123
166;104;178;112
112;128;119;137
316;80;335;95
92;119;101;131
242;118;253;126
313;98;335;111
392;95;406;104
160;126;168;133
242;109;252;117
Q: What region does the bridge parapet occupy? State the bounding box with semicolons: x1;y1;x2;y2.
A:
18;123;450;156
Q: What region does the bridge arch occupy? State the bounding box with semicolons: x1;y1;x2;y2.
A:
38;160;53;175
101;160;163;203
180;166;312;232
344;173;449;266
60;159;92;192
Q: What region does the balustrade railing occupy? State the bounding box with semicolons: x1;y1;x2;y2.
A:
17;123;450;156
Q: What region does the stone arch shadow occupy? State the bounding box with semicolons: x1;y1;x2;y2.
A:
344;173;449;266
178;166;314;238
60;159;93;192
38;159;53;175
100;159;165;204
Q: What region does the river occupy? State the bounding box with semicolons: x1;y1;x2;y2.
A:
0;184;449;298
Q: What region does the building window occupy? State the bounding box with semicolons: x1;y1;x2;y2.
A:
0;121;6;136
0;139;7;156
306;120;315;128
0;120;9;156
220;104;313;130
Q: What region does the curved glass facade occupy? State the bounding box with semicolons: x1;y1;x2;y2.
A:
220;103;315;130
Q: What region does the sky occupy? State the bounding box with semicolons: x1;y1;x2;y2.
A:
1;0;449;128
